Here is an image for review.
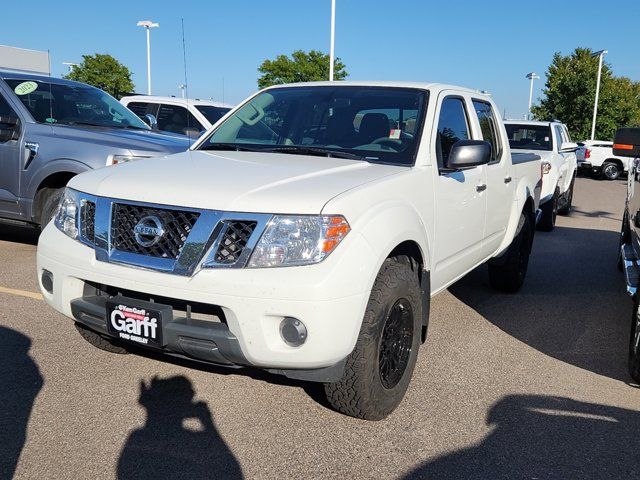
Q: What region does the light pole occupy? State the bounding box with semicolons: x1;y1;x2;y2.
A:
526;72;540;120
137;20;159;95
178;83;186;99
329;0;336;81
590;49;608;140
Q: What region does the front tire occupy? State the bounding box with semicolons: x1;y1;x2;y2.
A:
488;212;534;293
36;187;64;230
75;323;129;354
629;297;640;383
537;188;559;232
557;177;575;215
324;257;423;420
601;162;621;181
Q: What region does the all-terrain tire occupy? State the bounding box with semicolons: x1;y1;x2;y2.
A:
537;188;559;232
629;297;640;383
324;256;423;420
488;212;534;293
75;323;129;354
37;187;64;230
618;210;631;272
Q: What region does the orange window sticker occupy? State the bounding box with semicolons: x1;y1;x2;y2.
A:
389;129;401;140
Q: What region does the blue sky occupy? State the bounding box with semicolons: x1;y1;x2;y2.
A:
2;0;639;118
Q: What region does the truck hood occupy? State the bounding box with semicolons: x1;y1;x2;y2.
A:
69;150;404;214
52;124;191;155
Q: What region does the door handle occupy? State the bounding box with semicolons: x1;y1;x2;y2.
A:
476;184;487;192
504;176;512;184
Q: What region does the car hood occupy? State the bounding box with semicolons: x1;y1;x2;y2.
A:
68;150;404;214
52;124;191;155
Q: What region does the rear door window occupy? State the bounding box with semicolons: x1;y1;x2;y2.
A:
436;97;470;169
472;100;502;163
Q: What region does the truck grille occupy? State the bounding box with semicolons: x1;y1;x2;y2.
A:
214;221;257;264
81;201;96;244
111;203;200;259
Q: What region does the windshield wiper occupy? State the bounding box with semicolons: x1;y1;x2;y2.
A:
200;143;262;152
61;121;110;128
261;146;369;161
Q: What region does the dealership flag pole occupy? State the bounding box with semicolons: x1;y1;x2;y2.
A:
329;0;335;81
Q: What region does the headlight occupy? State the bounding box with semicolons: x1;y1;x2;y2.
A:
248;215;350;268
107;155;150;166
54;188;79;239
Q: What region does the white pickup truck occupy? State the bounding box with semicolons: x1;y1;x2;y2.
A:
37;82;541;420
505;120;578;231
577;140;628;180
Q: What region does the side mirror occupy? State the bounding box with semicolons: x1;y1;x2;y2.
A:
560;141;579;152
0;115;19;143
447;140;492;170
143;114;158;130
613;128;640;157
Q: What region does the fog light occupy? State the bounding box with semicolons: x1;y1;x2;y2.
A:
41;269;53;294
280;317;307;347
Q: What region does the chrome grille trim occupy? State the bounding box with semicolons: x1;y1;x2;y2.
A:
76;194;271;276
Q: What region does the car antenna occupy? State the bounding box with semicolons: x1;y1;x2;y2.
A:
47;49;54;123
181;18;193;147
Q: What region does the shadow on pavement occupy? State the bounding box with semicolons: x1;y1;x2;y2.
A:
450;226;632;382
117;375;242;479
0;224;39;246
404;394;640;479
0;327;43;480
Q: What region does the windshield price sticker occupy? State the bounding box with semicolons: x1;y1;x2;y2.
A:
14;81;38;96
389;129;401;139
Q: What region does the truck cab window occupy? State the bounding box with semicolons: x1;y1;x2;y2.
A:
473;100;501;163
157;104;203;135
436;97;470;169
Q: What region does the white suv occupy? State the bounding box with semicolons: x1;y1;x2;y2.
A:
121;96;233;138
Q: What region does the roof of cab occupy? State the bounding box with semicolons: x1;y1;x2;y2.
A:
264;80;490;96
0;70;90;88
120;95;233;108
504;119;564;127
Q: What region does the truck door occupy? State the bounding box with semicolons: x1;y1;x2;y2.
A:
431;94;487;291
554;124;570;192
0;90;23;217
471;99;514;256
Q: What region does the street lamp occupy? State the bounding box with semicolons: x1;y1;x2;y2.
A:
590;49;608;140
62;62;78;73
178;83;187;99
329;0;336;81
526;72;540;120
137;20;159;95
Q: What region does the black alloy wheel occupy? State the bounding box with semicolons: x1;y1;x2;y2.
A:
379;299;414;389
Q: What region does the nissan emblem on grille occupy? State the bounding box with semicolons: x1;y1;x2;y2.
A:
134;216;165;247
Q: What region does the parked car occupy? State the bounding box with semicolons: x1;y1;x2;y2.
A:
37;82;542;420
577;140;628;180
120;95;233;138
505;120;578;231
614;127;640;383
0;71;191;229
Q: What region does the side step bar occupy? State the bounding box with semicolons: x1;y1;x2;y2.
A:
621;243;640;296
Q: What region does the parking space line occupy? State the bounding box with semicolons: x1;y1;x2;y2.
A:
0;285;43;301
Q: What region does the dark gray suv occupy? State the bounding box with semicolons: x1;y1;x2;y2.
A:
0;71;190;229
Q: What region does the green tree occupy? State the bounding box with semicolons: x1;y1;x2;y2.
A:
64;53;135;99
257;50;347;89
532;48;640;141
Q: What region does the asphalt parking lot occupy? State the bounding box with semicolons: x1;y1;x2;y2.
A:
1;176;640;479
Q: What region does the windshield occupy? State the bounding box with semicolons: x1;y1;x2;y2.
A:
195;105;231;125
505;124;552;151
198;86;428;165
5;79;149;130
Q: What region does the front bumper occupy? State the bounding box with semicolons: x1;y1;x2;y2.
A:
37;224;376;375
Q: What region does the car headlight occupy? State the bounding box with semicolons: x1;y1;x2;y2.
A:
54;188;79;239
247;215;350;268
107;154;150;166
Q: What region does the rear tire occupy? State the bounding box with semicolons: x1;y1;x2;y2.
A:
488;212;534;293
629;297;640;383
557;177;575;215
324;256;423;420
37;187;64;230
537;188;559;232
619;210;631;272
75;323;129;354
601;162;621;181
